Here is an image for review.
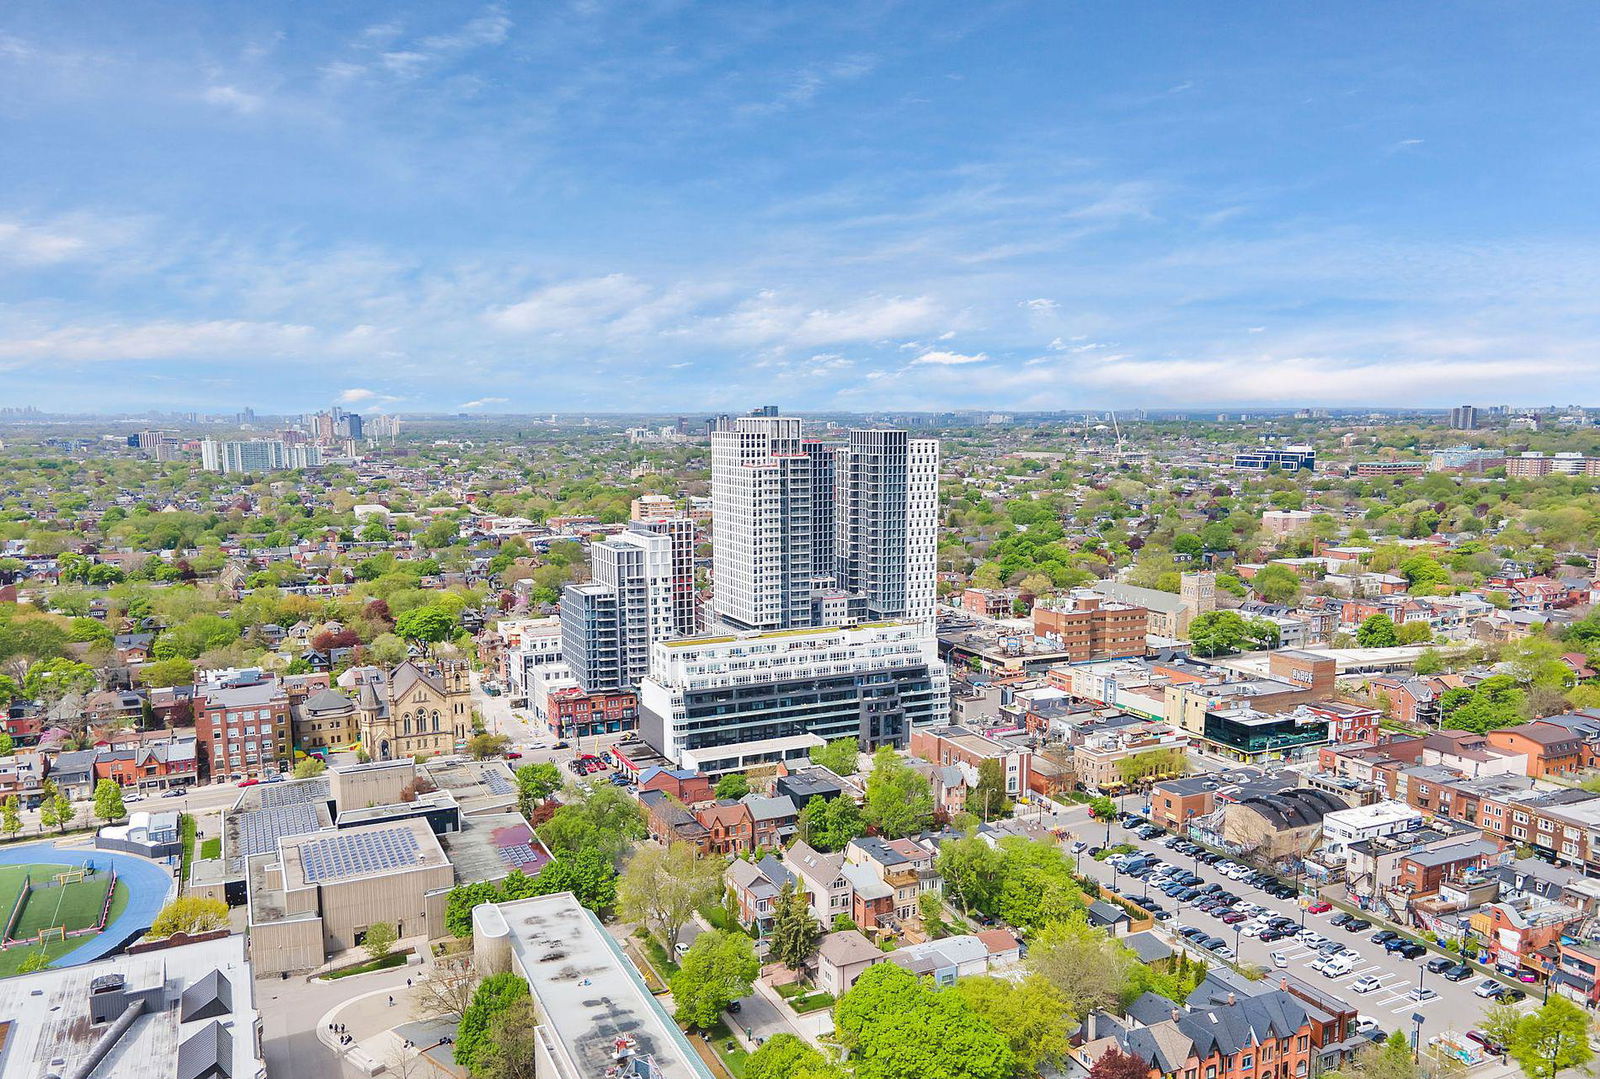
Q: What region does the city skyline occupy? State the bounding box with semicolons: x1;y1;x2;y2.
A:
3;2;1598;412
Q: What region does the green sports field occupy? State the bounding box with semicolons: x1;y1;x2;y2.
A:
0;864;130;979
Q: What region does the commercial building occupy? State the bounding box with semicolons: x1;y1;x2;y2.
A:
1262;509;1314;536
1233;445;1315;471
1318;800;1422;856
1031;591;1148;662
1353;460;1425;477
471;892;714;1079
910;725;1033;798
0;934;264;1079
1089;572;1213;639
638;621;948;768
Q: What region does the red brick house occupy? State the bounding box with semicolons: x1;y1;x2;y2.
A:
697;802;755;855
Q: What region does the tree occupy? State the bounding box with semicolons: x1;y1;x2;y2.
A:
1187;610;1266;657
1508;995;1593;1079
54;791;76;833
671;930;759;1030
138;656;196;688
1396;620;1433;645
38;790;59;833
864;746;934;838
953;974;1074;1078
1025;914;1131;1017
93;779;126;822
413;954;479;1022
936;835;1004;916
466;733;511;760
1356;614;1400;648
1440;675;1526;733
769;880;821;969
475;997;540;1079
537;782;645;861
149;895;229;937
746;1033;842;1079
363;921;398;962
968;758;1013;822
918;889;948;938
617;843;721;949
1086;1046;1154;1079
514;762;561;817
455;973;530;1074
809;737;861;776
1413;648;1446;675
834;963;1014;1079
798;793;865;851
22;658;96;702
293;757;327;779
1334;1030;1418;1079
715;772;750;800
1087;795;1116;820
0;794;20;841
1253;564;1301;605
394;605;456;646
1479;1001;1524;1059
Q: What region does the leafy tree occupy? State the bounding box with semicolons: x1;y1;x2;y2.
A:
1479;1001;1524;1058
745;1033;842;1079
1333;1030;1419;1079
1025;913;1131;1017
1356;614;1400;648
864;746;934;838
797;793;865;851
671;930;759;1030
1187;611;1276;656
0;794;20;840
474;997;539;1079
832;913;859;932
293;757;327;779
466;733;511;760
362;921;398;962
445;881;504;937
1086;1046;1153;1079
617;843;722;949
537;783;645;861
968;758;1013;822
1253;564;1301;605
38;789;59;832
918;890;948;938
455;973;530;1074
149;895;229;937
715;772;750;800
834;963;1014;1079
992;837;1084;929
809;737;861;776
769;880;821;969
1508;995;1593;1079
22;658;96;702
514;762;562;817
1413;648;1446;675
1396;620;1433;645
1440;675;1526;733
1087;795;1117;820
394;605;456;645
52;791;75;833
93;779;126;822
953;974;1074;1078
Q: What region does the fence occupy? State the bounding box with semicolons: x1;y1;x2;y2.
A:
1;872;30;943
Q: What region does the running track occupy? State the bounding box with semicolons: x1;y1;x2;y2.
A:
0;841;177;966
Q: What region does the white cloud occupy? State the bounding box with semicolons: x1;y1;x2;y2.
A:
913;349;988;365
202;85;262;114
422;9;512;51
489;274;653;334
457;396;509;408
0;318;320;366
0;221;90;264
1019;298;1058;311
338;387;379;403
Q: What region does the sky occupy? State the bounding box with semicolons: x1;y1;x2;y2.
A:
2;2;1598;414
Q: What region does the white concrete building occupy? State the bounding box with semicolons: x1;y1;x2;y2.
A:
1319;800;1424;855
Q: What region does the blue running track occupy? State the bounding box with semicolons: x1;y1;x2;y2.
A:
0;840;177;967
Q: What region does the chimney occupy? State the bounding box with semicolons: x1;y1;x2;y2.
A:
1280;978;1289;991
1227;993;1236;1005
1171;1008;1182;1022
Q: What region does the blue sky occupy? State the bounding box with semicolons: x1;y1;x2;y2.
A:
2;2;1597;414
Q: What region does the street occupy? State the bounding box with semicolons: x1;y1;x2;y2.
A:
1068;814;1530;1046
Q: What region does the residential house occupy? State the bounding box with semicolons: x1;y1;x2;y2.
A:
845;836;940;921
93;736;198;792
783;841;852;924
815;930;888;996
1485;722;1584;778
740;794;798;849
725;856;794;936
48;749;98;801
639;789;710;850
697;802;755;855
637;767;714;805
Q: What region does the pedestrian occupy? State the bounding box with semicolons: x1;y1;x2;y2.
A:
406;977;412;987
388;995;394;1007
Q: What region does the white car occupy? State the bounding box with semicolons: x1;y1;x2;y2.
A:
1355;1016;1380;1034
1472;979;1500;998
1351;975;1382;994
1408;987;1438;1003
1309;954;1332;973
1322;956;1356;978
1271;951;1290;968
1241;923;1262;938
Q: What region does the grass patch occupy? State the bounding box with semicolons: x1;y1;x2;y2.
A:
13;874;115;940
788;990;835;1014
322;952;408;980
180;814;197;879
200;837;221;860
0;935;77;978
704;1020;749;1079
636;931;681;977
774;981;806;999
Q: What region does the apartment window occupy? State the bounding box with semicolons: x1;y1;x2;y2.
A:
1297;1036;1308;1052
1206;1068;1216;1079
1242;1056;1254;1070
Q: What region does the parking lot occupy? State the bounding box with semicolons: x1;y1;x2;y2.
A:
1068;814;1530;1044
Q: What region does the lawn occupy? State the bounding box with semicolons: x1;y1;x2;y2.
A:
788;991;835;1014
200;838;221;860
323;952;408;979
13;873;116;940
704;1020;749;1079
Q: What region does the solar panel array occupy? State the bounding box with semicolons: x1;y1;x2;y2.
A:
300;826;422;883
497;843;539;866
260;778;330;809
234;803;323;866
484;770;515;796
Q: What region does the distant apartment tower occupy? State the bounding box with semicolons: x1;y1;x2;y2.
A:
632;516;699;636
710;414;817;631
1449;405;1478;430
200;439;324;474
833;429;940;625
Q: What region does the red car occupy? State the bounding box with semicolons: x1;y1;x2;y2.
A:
1306;901;1333;914
238;778;260;787
505;751;522;760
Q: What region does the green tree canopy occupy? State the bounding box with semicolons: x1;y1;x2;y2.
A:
834;963;1015;1079
671;930;759;1030
809;737;861;776
864;746;934;838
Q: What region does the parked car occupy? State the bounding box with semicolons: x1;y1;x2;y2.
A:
1306;900;1333;914
1397;942;1426;960
1407;987;1438;1003
1371;930;1400;945
1355;1016;1381;1035
1351;975;1382;994
161;788;185;798
1472;979;1501;998
1345;918;1372;932
1443;964;1473;982
1465;1030;1506;1055
1323;955;1357;978
1489;986;1526;1003
1425;957;1454;974
1330;911;1353;928
1271;951;1289;968
238;778;260;787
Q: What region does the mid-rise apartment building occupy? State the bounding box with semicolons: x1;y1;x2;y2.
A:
195;667;291;780
638;620;949;769
199;439;323;474
1504;451;1600;478
561;523;694;693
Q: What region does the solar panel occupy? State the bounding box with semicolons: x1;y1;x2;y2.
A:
232;803;324;868
260;778;330;808
497;844;538;866
299;826;422;883
484;771;514;795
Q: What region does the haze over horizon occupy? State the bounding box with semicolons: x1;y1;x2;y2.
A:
2;2;1597;413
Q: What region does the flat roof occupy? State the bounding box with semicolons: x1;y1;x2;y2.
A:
280;817;448;889
490;893;714;1079
0;935;261;1079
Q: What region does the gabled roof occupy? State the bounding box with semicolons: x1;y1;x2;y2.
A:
176;1018;233;1079
180;969;233;1022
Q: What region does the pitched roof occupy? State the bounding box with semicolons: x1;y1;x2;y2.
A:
817;930;882;967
